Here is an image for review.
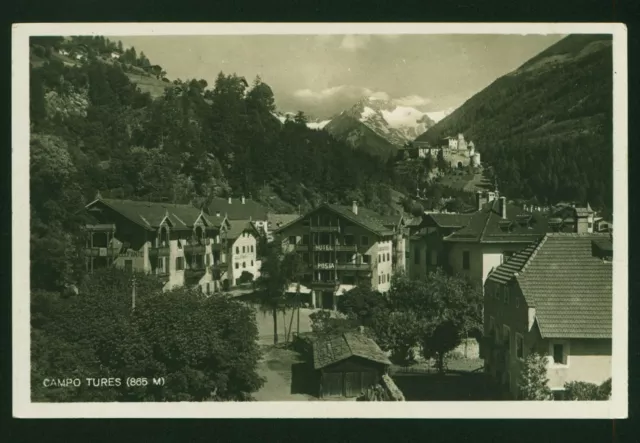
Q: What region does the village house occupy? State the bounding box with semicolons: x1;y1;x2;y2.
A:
266;213;301;242
311;331;391;398
206;196;270;239
221;220;262;289
407;212;474;280
439;191;549;290
547;203;596;233
481;233;612;399
83;195;227;294
274;202;404;309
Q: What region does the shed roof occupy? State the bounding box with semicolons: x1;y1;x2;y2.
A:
313;332;391;369
486;233;612;339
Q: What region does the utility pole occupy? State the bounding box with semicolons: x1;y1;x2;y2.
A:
131;274;137;312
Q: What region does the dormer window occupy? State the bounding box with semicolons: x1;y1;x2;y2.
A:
498;220;514;232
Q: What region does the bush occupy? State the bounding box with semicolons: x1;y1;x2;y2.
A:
519;352;552;400
564;378;611;400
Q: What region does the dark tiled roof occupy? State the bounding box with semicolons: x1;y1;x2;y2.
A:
487;233;612;339
206;197;268;221
425;213;474;229
444;199;548;244
267;213;301;229
313;332;391;369
326;204;394;235
90;198;210;230
225;219;258;240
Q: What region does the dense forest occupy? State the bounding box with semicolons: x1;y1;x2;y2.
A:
30;36;411;292
417;35;614;216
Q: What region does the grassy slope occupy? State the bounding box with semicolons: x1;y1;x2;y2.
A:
417;34;612;151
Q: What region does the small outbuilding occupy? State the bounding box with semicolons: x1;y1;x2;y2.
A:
312;332;391;398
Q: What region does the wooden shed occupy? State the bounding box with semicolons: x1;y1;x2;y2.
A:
313;332;391;398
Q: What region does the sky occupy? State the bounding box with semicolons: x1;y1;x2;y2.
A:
119;34;565;120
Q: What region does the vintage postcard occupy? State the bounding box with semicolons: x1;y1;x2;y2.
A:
12;22;628;418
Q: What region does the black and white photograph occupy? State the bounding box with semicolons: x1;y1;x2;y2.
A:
12;23;627;418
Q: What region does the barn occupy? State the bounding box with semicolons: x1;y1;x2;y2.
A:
312;332;391;398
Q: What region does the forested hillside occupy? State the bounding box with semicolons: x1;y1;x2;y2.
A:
417;35;613;215
29;36;401;291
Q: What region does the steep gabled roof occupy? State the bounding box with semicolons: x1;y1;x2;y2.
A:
486;233;612;339
444;199;548;244
267;213;301;230
206;197;268;221
424;213;474;229
313;332;391;369
274;203;395;236
86;198;210;231
326;204;394;235
225;219;261;240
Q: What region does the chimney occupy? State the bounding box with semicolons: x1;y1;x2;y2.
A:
499;197;507;219
228;197;232;204
352;201;358;215
242;196;246;204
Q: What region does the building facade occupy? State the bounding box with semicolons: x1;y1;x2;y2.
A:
275;202;404;309
222;220;262;289
481;233;612;399
83;196;227;294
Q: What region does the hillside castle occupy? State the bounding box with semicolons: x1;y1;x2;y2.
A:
400;133;481;168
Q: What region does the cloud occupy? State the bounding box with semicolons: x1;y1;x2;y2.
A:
339;35;372;51
393;94;432;107
363;88;390;101
293;85;348;100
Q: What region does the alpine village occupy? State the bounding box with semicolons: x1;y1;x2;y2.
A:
30;35;613;402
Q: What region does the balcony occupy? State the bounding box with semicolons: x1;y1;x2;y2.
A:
312;244;358;252
211;242;223;251
334;262;373;271
294;244;310;252
184;266;207;285
310;280;340;289
184;244;206;254
149;246;171;258
84;247;119;257
309;226;341;233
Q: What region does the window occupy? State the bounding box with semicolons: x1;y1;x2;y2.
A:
552;344;565;365
242;262;246;268
502;251;513;264
205;254;210;266
503;325;511;351
489;317;496;339
124;259;133;273
235;246;240;254
361;236;369;246
157;257;164;272
515;295;520;308
430;250;438;265
289;236;296;245
363;255;371;264
503;286;510;305
235;262;239;269
176;257;185;271
414;247;421;265
378;275;381;284
516;333;524;360
462;251;470;270
345;234;355;245
302;234;309;245
588;222;593;229
386;252;390;262
251;260;254;266
251;245;254;253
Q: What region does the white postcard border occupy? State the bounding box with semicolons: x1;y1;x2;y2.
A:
12;22;628;419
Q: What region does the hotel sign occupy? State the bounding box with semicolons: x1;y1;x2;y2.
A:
119;250;144;258
314;245;333;251
316;263;335;270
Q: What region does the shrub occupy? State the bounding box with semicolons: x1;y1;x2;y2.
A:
518;352;552;400
564;378;611;400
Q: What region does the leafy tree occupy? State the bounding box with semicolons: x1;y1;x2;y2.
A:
309;310;359;337
370;309;420;365
255;243;305;344
518;352;552;400
31;269;264;401
336;287;387;327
